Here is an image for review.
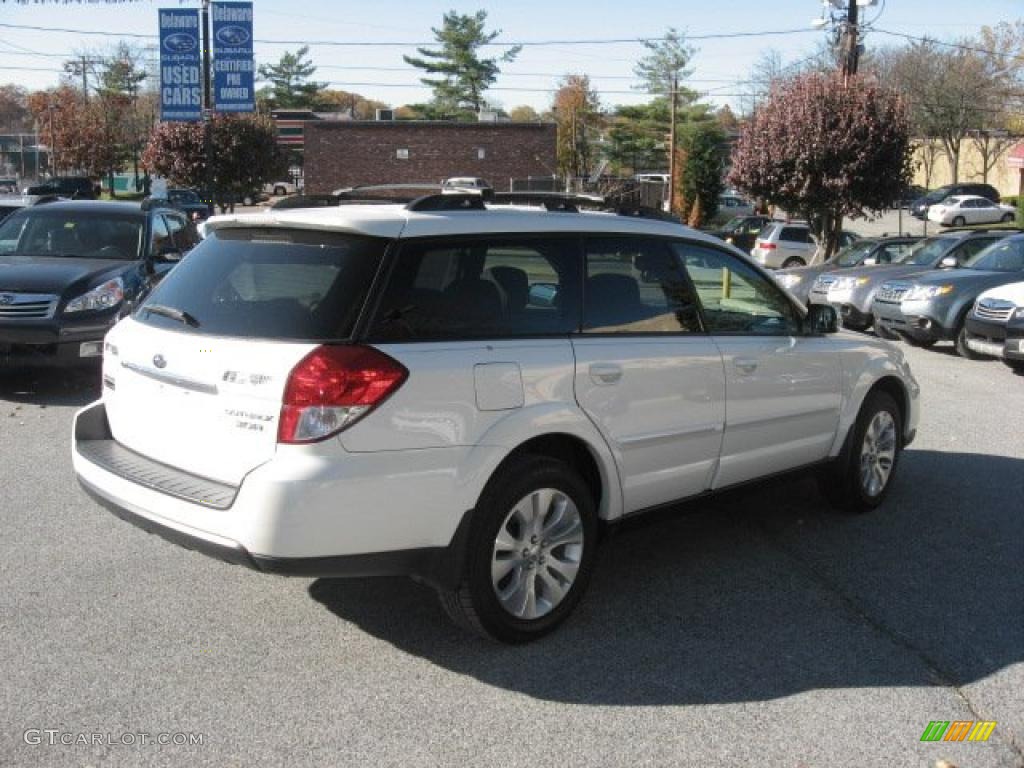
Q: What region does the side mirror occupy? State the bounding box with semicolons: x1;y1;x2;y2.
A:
156;244;183;262
806;304;839;334
939;255;958;269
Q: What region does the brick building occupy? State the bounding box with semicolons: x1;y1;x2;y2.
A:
302;121;557;194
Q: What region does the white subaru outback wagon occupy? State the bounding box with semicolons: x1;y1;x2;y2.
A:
72;194;920;643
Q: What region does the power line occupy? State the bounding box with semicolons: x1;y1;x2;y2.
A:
872;28;1007;57
0;21;816;47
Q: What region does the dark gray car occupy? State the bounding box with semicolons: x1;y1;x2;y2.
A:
808;229;1015;331
775;236;919;305
872;234;1024;357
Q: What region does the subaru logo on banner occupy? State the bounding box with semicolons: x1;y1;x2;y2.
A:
212;2;255;113
158;9;202;121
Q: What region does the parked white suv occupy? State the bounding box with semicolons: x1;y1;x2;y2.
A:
72;194;920;643
751;222;860;269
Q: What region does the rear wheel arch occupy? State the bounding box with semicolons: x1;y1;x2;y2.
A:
482;433;606;519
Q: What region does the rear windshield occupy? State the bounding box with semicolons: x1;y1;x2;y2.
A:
134;227;385;340
758;223;778;241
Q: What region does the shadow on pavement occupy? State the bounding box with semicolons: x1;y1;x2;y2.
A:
309;449;1023;706
0;366;101;408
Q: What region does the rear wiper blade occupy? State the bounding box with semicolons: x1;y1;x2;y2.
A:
143;303;200;327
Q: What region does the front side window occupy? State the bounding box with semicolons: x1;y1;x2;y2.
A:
673;242;800;335
953;237;1000;264
368;236;580;341
582;237;701;334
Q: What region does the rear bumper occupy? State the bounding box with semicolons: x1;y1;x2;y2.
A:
72;400;483;588
77;474;455;582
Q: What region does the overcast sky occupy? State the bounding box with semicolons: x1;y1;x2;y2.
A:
0;0;1019;112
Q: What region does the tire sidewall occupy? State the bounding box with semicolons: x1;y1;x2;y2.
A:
464;457;598;643
843;391;902;511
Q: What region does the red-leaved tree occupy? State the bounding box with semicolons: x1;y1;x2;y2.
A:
728;72;914;260
142;114;285;211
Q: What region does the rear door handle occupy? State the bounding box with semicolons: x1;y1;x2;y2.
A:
589;363;623;385
734;357;759;374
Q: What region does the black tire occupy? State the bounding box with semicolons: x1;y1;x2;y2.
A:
242;195;254;206
782;257;806;268
274;185;286;196
438;455;598;643
903;336;937;348
843;319;871;333
1003;359;1024;375
955;322;988;360
952;216;966;227
819;390;903;514
1001;213;1015;223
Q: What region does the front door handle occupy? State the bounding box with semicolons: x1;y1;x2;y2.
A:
589;363;623;385
734;357;759;374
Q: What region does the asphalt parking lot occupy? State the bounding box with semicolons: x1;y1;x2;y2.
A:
2;339;1022;768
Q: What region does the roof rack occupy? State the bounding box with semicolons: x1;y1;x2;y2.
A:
333;183;444;204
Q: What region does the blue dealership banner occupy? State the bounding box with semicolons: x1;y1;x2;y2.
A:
158;8;202;121
212;2;255;113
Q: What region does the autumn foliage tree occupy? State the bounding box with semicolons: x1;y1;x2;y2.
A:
27;86;120;179
142;114;285;211
553;74;601;179
728;72;913;260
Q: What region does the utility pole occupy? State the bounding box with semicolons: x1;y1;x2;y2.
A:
841;0;860;79
201;0;215;211
668;72;678;214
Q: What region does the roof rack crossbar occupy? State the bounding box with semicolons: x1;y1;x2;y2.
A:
406;193;488;212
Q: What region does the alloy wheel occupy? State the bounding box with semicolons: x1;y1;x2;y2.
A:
491;488;584;620
859;411;897;497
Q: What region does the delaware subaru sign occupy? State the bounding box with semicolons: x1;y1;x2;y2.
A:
212;2;255;113
158;9;202;121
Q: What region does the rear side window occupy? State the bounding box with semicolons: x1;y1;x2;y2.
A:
136;228;384;340
780;227;811;243
583;237;701;334
368;236;580;341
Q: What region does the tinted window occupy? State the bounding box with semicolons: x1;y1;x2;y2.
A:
780;227;810;243
0;209;144;259
369;236;580;341
136;228;384;340
583;237;701;334
674;243;800;335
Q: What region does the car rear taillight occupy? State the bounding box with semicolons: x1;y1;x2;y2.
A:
278;345;407;444
760;242;776;250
